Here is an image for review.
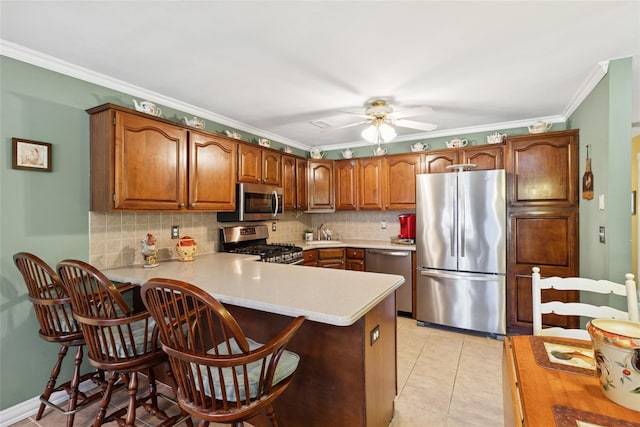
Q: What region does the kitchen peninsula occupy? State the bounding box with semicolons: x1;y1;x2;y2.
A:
104;252;404;427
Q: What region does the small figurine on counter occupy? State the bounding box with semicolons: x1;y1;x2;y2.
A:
141;233;159;268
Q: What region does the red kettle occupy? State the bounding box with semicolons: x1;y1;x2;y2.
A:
398;214;416;239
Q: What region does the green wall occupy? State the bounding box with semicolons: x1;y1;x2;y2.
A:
0;54;634;412
568;57;633;281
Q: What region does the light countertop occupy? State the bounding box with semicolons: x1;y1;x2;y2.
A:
295;239;416;251
103;253;404;327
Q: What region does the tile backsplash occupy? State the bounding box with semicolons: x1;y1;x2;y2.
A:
89;210;413;269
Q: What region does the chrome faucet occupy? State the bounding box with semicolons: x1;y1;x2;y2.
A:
317;224;324;240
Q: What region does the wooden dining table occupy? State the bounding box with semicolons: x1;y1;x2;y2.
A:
503;335;640;426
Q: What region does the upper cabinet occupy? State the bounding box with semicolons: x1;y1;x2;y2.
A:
88;105;188;211
237;143;282;186
384;153;422;210
505;130;578;207
460;145;504;171
87;104;236;212
282;155;308;210
422;150;458;173
307;160;335;211
335;159;358;210
359;158;384;210
188;131;237;211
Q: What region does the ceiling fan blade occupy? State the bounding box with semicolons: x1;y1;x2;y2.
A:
393;119;438;132
390;106;433;119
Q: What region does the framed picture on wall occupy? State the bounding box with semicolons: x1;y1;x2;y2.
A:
12;138;52;172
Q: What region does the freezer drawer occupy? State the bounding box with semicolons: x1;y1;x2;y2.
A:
416;269;506;335
366;249;412;315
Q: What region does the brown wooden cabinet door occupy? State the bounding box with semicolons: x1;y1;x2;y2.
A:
282;155;296;209
188;131;237;211
507;210;579;333
346;248;366;271
237;143;262;183
359;158;384;210
296;159;308;210
460;145;504;170
505;130;578;207
422;150;459;173
385;153;423;209
114;111;187;210
262;150;282;186
303;249;318;267
335;160;358;210
318;248;345;269
307;160;335;211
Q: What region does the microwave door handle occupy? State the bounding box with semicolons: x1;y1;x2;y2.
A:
272;190;278;217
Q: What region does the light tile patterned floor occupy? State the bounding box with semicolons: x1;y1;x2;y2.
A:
11;317;505;427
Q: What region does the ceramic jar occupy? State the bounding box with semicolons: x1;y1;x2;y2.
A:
176;236;197;262
587;318;640;411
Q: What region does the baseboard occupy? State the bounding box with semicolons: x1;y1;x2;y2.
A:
0;380;98;427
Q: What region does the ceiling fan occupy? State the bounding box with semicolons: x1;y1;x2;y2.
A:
329;99;438;143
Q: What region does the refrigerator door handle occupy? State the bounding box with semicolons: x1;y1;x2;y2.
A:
459;181;465;258
450;183;456;257
419;269;500;282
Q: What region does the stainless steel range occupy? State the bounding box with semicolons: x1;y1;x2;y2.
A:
220;225;304;265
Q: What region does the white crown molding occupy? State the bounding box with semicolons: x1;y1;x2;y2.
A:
0;40;308;150
562;60;609;119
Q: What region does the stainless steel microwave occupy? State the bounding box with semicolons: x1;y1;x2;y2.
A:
217;183;283;222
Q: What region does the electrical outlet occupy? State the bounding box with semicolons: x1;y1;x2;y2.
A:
380;220;387;229
272;222;277;232
370;325;380;346
599;226;605;243
171;225;179;239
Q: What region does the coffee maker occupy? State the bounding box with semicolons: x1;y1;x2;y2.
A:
398;214;416;239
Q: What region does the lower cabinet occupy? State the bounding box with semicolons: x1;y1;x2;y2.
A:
317;248;346;269
303;249;318;267
346;248;365;271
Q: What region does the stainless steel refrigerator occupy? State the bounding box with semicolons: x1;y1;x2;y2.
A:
415;168;506;335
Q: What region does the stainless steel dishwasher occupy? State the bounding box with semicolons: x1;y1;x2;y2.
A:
365;249;413;316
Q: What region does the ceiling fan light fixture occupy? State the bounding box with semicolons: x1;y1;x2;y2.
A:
361;125;378;143
379;123;397;142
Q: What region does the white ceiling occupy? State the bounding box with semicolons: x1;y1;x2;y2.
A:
1;1;639;150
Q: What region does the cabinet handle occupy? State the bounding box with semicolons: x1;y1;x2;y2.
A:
190;203;195;208
178;203;185;208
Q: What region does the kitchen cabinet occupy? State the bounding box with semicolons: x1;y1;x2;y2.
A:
188;131;237;211
238;143;282;186
335;160;358;210
88;104;188;211
307;160;335;211
282;155;297;210
505;130;579;335
346;248;365;271
384;153;422;209
460;144;504;170
359;158;384;210
296;158;308;211
422;149;458;173
303;249;318;267
317;248;345;269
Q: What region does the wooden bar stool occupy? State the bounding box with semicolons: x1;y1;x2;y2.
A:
13;252;105;427
141;278;304;427
57;259;190;427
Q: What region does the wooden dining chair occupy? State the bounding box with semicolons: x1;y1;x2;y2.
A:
56;259;189;427
13;252;105;427
531;266;639;340
140;278;304;427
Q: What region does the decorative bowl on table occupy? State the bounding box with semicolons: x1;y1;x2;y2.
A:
587;318;640;412
176;236;197;262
